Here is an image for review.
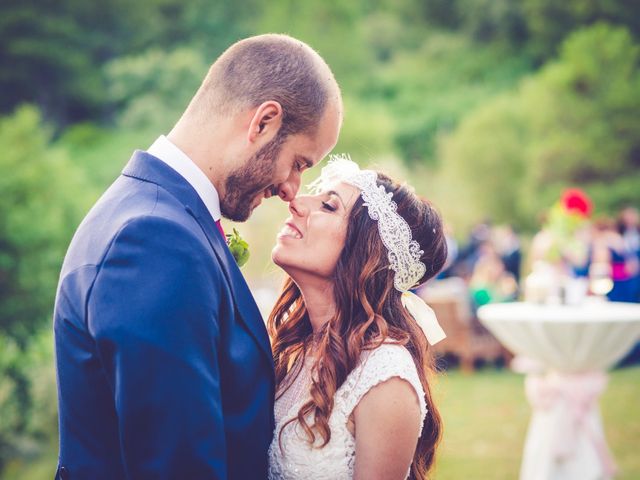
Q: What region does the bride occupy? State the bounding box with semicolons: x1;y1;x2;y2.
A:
267;156;448;479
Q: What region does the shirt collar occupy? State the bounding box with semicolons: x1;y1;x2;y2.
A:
147;135;221;222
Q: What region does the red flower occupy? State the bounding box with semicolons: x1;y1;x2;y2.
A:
560;188;592;218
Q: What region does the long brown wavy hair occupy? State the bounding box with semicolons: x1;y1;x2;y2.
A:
268;173;448;479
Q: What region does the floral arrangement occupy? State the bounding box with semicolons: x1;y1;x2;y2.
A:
543;188;592;262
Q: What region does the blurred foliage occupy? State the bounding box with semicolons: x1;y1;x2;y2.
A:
105;47;208;131
3;0;638;128
0;0;254;126
0;329;56;472
436;23;640;232
374;33;533;164
57;123;158;188
420;0;640;60
0;107;92;471
0;0;168;124
0;106;93;340
522;0;640;61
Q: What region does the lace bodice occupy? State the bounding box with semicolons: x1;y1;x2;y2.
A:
268;343;427;480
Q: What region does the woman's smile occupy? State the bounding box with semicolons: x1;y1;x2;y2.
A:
278;222;303;240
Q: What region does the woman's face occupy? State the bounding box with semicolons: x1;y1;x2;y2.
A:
272;182;361;282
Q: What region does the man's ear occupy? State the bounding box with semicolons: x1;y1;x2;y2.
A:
247;101;283;143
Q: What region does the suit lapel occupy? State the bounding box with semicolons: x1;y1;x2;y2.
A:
187;205;275;367
122;151;274;368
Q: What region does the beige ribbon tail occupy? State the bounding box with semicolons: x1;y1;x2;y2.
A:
401;291;446;345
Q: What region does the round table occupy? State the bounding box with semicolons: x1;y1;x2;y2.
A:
478;301;640;480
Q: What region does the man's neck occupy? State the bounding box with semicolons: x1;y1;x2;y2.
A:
168;123;226;194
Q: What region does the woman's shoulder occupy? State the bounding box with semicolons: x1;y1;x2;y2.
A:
359;341;416;370
337;341;427;421
360;343;422;391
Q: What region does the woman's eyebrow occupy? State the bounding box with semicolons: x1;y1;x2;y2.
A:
326;190;346;208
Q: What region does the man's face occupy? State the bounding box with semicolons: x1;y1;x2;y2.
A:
220;104;341;222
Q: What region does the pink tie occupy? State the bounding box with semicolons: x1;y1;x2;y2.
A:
215;219;225;240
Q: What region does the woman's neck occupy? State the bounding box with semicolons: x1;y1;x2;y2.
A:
295;278;337;334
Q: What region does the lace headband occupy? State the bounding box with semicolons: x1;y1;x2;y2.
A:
308;155;446;345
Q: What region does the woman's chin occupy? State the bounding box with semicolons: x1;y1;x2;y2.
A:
271;248;291;272
271;245;283;264
272;254;305;285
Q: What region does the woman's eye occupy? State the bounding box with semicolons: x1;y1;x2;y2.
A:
322;201;337;212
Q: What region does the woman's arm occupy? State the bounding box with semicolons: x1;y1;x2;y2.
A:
353;377;423;480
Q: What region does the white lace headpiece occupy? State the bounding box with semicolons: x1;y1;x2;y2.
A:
308;154;446;345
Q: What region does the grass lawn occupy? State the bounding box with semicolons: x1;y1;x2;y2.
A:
433;366;640;479
4;367;639;479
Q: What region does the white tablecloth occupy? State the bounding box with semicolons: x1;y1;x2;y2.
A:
478;301;640;480
478;301;640;372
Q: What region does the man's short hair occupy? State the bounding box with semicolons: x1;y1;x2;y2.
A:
192;34;339;137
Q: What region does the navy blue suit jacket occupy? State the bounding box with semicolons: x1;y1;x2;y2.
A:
53;151;275;479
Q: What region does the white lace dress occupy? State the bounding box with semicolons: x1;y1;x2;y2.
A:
268;343;427;479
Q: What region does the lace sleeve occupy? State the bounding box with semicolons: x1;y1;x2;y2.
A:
337;343;428;436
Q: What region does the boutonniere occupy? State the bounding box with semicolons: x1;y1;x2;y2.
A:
226;228;250;267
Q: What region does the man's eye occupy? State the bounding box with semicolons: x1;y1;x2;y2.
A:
296;162;304;172
322;201;336;212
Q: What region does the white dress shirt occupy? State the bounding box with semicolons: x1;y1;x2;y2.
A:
147;135;221;222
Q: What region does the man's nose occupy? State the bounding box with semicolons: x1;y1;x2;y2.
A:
277;175;301;202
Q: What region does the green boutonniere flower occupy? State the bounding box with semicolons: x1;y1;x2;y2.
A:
226;228;250;267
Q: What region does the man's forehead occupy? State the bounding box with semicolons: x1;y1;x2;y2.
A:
311;105;342;164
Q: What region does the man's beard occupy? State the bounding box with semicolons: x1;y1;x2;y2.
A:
220;133;286;222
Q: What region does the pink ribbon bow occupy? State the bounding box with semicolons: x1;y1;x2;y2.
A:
525;372;617;478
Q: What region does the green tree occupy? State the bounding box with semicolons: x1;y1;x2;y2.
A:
522;0;640;60
0;329;56;473
371;33;532;165
436;24;640;232
0;106;92;340
105;47;208;131
0;105;92;473
0;0;251;127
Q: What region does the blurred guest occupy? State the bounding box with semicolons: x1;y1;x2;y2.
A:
493;224;522;282
617;206;640;302
469;242;518;308
568;224;593;278
466;220;492;256
437;223;459;279
615;207;640;366
453;219;492;280
592;218;639;303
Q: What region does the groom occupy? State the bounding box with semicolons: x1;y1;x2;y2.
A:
53;34;342;480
